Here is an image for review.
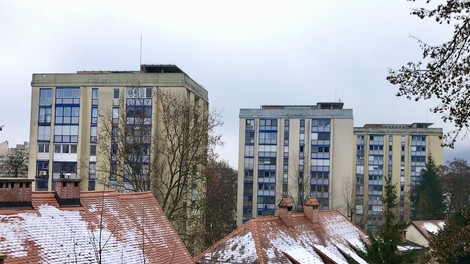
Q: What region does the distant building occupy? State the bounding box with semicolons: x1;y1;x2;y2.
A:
353;123;443;229
405;220;445;248
237;103;354;225
0;177;194;263
196;197;368;264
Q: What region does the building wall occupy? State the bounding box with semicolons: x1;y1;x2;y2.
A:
406;225;430;247
330;118;354;217
237;104;354;225
353;126;443;230
28;70;208;193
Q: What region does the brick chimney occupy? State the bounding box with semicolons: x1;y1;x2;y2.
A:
278;197;294;227
53;178;82;207
304;197;320;224
0;178;34;209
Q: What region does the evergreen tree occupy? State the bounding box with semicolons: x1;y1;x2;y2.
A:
414;156;445;220
361;177;417;263
429;207;470;263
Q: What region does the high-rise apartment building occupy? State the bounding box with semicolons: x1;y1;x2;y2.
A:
353;123;443;230
237;103;354;225
28;65;208;192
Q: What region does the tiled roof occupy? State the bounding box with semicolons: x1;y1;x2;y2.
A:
410;220;445;240
0;191;194;264
195;210;368;264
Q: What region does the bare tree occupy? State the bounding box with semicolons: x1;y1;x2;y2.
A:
1;147;28;178
204;159;237;249
94;90;222;255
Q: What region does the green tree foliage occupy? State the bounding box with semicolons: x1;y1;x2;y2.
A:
361;178;417;263
429;207;470;263
387;0;470;146
441;158;470;212
414;156;445;220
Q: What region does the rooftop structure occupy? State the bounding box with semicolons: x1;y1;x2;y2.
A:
237;102;354;225
0;178;194;264
406;220;445;247
353;123;443;229
198;197;368;264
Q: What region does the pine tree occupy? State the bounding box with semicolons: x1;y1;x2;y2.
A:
414;156;445;220
361;177;417;263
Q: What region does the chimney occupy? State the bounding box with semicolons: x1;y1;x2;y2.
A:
53;178;82;207
0;178;34;209
400;229;407;243
278;197;294;227
304;197;320;224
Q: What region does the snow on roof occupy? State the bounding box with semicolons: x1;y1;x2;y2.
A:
0;191;194;264
313;244;348;264
423;222;441;234
336;243;368;264
195;210;368;264
410;220;446;240
284;247;323;264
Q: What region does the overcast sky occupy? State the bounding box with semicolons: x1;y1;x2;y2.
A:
1;0;469;168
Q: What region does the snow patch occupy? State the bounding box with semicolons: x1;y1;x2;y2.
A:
284;247;323;264
423;222;441;234
0;205;148;263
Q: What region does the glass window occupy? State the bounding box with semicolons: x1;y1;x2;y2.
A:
54;144;61;153
38;126;51;141
90;145;96;156
70;144;77;153
113;88;119;99
39;107;52;123
38;144;49;153
39;89;52;106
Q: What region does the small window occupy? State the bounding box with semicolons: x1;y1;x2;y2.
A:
26;183;30;188
113;89;119;99
74;182;79;187
70;145;77;154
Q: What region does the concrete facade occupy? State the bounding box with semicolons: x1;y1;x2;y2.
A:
28;65;208;192
353;123;443;230
237;103;354;225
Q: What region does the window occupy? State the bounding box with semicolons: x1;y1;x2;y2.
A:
38;144;49;153
38;126;51;141
114;88;120;99
54;144;78;154
39;107;52;123
39;89;52;106
246;119;255;131
90;126;97;143
55;106;80;124
91;107;98;124
92;88;99;105
55;87;80;104
90;145;96;156
54;125;78;143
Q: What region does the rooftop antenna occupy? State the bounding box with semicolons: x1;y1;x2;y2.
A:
335;90;337;102
139;35;143;85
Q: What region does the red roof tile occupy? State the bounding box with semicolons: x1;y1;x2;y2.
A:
410;220;445;240
0;191;194;263
195;210;368;264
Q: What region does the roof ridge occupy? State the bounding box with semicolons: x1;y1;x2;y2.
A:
252;221;265;264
